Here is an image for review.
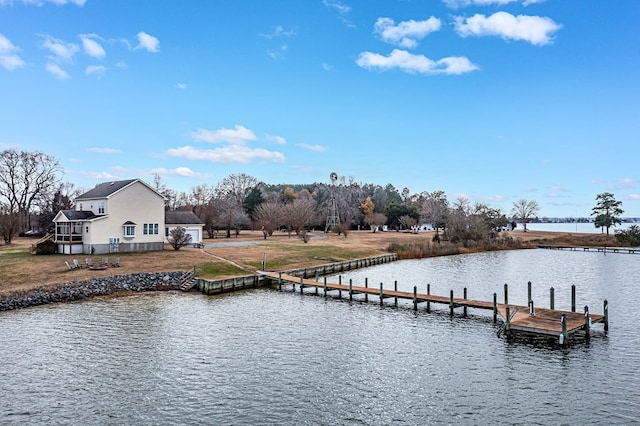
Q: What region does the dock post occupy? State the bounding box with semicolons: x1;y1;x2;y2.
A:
394;281;398;307
278;272;282;290
493;293;497;323
463;287;468;317
527;281;532;305
550;287;555;310
300;276;304;293
427;284;431;313
338;276;342;299
505;305;511;333
504;283;509;305
349;279;353;301
323;277;327;298
413;286;417;311
604;300;609;332
560;313;568;347
571;285;576;312
380;283;384;306
584;305;590;341
365;278;368;303
449;290;454;317
529;299;535;316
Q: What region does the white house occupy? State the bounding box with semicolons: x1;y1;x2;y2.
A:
165;211;205;245
53;178;202;255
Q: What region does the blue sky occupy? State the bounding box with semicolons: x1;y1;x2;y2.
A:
1;0;639;218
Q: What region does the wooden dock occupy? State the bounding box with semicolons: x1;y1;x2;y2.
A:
259;272;608;346
538;244;639;254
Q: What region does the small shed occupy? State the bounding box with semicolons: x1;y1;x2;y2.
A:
165;211;205;245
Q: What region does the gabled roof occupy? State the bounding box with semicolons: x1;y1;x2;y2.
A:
165;211;205;225
76;179;164;200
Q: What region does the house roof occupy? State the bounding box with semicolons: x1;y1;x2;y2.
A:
76;179;164;200
165;211;205;225
58;210;103;221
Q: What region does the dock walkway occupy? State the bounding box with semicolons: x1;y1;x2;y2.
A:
259;272;608;345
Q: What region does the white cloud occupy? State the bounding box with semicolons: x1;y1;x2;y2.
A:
115;60;127;69
151;167;212;178
0;33;25;70
323;0;354;27
41;35;79;61
356;49;478;75
77;170;120;180
191;125;257;144
443;0;544;7
177;83;187;89
45;62;69;79
166;145;285;164
260;25;296;39
627;194;640;200
454;12;562;46
297;143;327;152
85;64;107;77
135;31;159;52
374;17;441;49
80;34;105;59
87;147;119;154
266;134;287;145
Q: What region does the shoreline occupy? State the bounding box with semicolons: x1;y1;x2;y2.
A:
0;230;620;310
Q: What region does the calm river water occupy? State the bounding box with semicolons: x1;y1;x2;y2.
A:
1;249;639;425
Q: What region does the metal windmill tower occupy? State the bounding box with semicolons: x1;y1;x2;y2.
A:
325;172;341;232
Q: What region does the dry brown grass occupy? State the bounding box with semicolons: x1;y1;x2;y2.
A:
0;229;616;295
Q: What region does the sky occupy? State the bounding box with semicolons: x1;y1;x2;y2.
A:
1;0;639;219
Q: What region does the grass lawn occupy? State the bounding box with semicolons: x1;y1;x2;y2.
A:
0;229;616;296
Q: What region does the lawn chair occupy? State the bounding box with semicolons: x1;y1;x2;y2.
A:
73;259;83;269
65;260;74;270
86;258;94;268
100;257;108;267
112;257;120;267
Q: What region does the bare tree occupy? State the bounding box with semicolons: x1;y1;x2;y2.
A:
510;199;540;232
253;202;283;239
167;226;192;250
216;173;258;208
282;198;317;236
364;212;387;232
0;149;62;233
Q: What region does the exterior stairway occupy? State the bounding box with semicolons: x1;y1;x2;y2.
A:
178;268;198;292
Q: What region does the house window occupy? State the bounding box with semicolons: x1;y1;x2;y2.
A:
143;223;159;235
98;201;105;214
123;224;136;237
79;203;83;211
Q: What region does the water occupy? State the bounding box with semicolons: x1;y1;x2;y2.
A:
1;249;639;425
524;221;634;234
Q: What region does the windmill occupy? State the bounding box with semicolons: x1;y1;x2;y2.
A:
325;172;341;232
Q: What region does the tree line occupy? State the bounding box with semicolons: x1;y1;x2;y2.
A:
0;149;629;246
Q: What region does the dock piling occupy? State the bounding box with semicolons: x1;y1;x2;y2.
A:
560;313;568;347
413;286;417;311
450;290;454;317
529;299;535;316
323;277;327;298
493;292;497;323
463;287;468;317
380;283;384;306
571;285;576;312
364;278;368;303
550;287;555;310
504;283;509;305
427;284;431;313
604;300;609;332
584;305;590;341
394;281;398;307
527;281;532;305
